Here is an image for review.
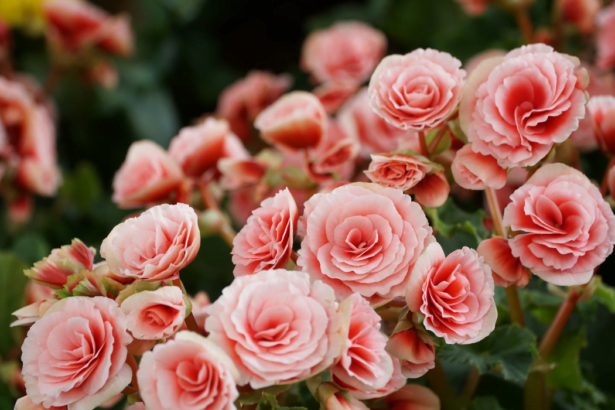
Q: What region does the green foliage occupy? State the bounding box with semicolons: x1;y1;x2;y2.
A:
0;252;28;355
546;327;586;391
257;392;307;410
439;325;538;383
469;396;506;410
58;162;103;214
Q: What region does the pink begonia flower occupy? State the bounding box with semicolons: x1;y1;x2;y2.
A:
101;203;200;281
205;269;346;389
464;50;506;75
451;144;507;190
369;48;465;131
386;327;435;379
502;163;615;286
138;331;239;410
25;280;56;305
384;384;441;410
406;242;497;344
324;392;369;410
121;286;186;340
331;294;393;392
301;22;386;84
126;403;146;410
0;76;37;154
21;297;132;410
557;0;600;34
597;3;615;70
478;238;530;288
364;153;433;191
298;183;433;304
168;117;249;178
232;188;298;276
314;81;359;114
343;355;406;400
12;299;55;327
217;70;292;141
455;0;492;15
43;0;133;56
584;96;615;154
15;396;66;410
218;157;266;190
112;140;184;209
24;238;95;288
411;172;450;208
254;91;327;151
339;88;415;156
306;120;359;183
460;44;588;168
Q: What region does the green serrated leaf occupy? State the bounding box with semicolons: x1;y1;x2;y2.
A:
257;392;279;410
469;397;506;410
438;325;538;383
0;252;28;355
546;327;586;391
424;199;489;250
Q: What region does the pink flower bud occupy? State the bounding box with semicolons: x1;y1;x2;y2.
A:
24;239;95;288
386;327;435;379
218;157;266;190
313;81;359;114
452;144;507;190
254;91;327;151
478;237;530;288
365;153;433;191
411;171;450;208
384;385;440;410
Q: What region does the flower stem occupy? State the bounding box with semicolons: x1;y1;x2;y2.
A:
419;131;429;157
172;278;202;335
514;6;534;44
485;187;505;237
126;354;140;391
427;360;458;410
461;365;481;408
428;125;450;154
538;288;580;359
506;286;526;326
199;179;236;248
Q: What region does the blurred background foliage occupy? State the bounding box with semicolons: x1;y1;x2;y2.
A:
1;0;615;409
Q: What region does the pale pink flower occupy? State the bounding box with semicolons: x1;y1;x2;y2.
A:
455;0;492;15
585;96;615;154
21;297;132;409
112;140;184;209
477;238;530;288
121;286;186;340
232;188;298;276
451;144;507;190
43;0;133;56
386;327;435;379
364;153;433;191
138;331;239;410
557;0;600;34
15;396;66;410
464;50;506;75
218;157;266;190
314;81;359;114
126;404;146;410
24;238;95;288
12;299;56;327
344;356;406;400
339;88;415;156
205;269;345;388
331;294;393;392
597;3;615;70
502;163;615;286
190;291;210;333
254;91;327;151
323;391;369;410
460;44;588;168
101;203;201;281
301;22;386;84
384;384;441;410
369;49;465;131
306;120;359;182
298;183;433;304
217;71;292;141
168;117;249;178
406;242;497;344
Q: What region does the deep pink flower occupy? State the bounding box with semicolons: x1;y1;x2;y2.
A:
502;163;615;286
218;157;266;190
451;144;507;190
217;71;291;141
205;270;345;388
232;188;298;276
138;331;239;410
406;242;497;344
301;22;386;84
557;0;600;34
112;140;184;209
460;44;587;168
21;297;132;409
168;117;249;178
369;48;465;131
331;294;393;392
101;203;201;281
298;183;433;304
314;81;359;114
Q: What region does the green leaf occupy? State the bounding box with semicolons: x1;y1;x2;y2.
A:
546;327;586;391
424;199;489;251
0;252;28;355
256;392;306;410
58;162;102;214
11;232;50;265
469;397;506;410
438;325;538;383
126;88;180;147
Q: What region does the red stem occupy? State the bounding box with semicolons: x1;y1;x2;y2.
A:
418;131;429;157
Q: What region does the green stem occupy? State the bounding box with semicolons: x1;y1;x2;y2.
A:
461;365;481;408
506;286;526;326
427;360;458;410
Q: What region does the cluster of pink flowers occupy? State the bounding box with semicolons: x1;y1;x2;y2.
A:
11;5;615;408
